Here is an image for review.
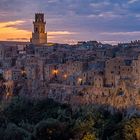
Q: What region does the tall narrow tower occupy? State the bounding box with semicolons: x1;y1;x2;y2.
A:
31;13;47;45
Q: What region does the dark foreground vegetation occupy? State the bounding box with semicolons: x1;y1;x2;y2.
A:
0;97;140;140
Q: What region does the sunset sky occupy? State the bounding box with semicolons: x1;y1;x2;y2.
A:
0;0;140;44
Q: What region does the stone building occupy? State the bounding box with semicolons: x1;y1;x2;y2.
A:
105;57;125;87
131;55;140;88
31;13;47;45
0;44;18;68
3;67;22;82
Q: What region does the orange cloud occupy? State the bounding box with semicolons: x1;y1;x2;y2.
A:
48;31;76;36
0;20;31;42
0;20;25;28
0;20;76;42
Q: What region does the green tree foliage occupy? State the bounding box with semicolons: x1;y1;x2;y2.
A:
4;123;32;140
102;116;140;140
122;117;140;140
0;117;6;140
34;119;67;140
82;132;97;140
0;96;140;140
2;97;72;124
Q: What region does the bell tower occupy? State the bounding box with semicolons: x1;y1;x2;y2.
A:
31;13;47;45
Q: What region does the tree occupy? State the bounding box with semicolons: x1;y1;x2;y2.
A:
122;117;140;140
4;123;32;140
82;132;97;140
34;119;67;140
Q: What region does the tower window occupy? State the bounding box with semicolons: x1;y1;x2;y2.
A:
35;28;38;32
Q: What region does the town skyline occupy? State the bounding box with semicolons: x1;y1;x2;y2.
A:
0;0;140;44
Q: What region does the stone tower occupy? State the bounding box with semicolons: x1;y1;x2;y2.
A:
31;13;47;45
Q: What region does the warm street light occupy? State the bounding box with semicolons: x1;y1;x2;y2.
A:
63;74;67;79
52;69;59;75
21;70;26;75
78;78;82;84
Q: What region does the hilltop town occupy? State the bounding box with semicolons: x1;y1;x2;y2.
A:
0;13;140;115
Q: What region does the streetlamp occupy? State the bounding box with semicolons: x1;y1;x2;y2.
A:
78;78;82;85
63;74;67;79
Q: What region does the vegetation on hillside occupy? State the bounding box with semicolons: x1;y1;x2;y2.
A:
0;96;139;140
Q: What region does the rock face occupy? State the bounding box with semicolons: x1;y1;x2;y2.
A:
2;70;140;116
136;128;140;140
45;81;140;115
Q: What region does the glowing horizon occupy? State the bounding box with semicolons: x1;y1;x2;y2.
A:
0;20;77;43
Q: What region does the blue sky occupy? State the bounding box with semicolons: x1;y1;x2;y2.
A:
0;0;140;44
